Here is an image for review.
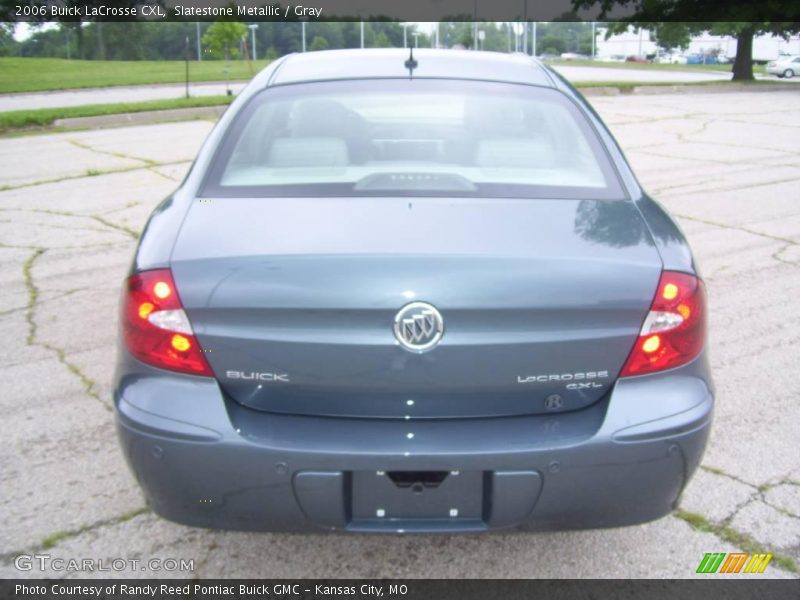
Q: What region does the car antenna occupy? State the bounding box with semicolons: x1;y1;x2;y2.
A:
404;47;418;79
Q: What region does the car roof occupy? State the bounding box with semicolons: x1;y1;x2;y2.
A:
265;48;555;88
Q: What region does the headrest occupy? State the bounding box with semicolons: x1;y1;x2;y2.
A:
267;137;349;168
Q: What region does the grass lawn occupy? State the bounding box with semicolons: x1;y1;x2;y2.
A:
0;57;271;93
0;95;233;132
545;58;766;75
0;56;770;94
572;79;791;89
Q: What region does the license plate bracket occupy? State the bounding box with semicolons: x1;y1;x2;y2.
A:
350;470;483;521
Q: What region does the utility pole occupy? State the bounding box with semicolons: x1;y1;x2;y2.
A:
513;22;522;52
523;23;528;55
248;24;258;61
473;0;479;50
196;22;201;61
184;35;190;99
522;0;528;54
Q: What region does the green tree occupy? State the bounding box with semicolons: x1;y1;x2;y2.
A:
309;35;329;51
0;22;18;56
373;31;392;48
651;22;692;52
573;0;800;80
18;25;64;57
440;22;475;48
370;22;404;47
531;20;596;55
7;0;156;59
202;21;247;60
540;35;566;55
708;22;794;80
307;22;342;49
481;23;509;52
604;22;692;55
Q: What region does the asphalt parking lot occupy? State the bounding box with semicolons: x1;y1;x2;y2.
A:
1;88;799;579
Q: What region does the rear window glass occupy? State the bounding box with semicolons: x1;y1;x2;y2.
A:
201;79;625;200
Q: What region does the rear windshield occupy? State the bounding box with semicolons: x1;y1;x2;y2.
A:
201;79;625;200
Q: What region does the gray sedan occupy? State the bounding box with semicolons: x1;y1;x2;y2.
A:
114;49;714;533
767;55;800;78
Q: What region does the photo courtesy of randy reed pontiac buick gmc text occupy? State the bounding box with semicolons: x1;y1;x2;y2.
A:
114;49;714;534
14;583;404;596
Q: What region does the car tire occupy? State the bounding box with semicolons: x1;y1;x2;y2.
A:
784;69;795;79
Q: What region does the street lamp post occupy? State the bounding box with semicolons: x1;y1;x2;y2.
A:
196;22;202;61
512;22;522;53
184;35;190;98
523;23;527;54
301;20;307;52
473;0;479;50
522;0;528;53
248;24;258;61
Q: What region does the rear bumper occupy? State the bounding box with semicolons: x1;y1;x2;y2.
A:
114;354;714;533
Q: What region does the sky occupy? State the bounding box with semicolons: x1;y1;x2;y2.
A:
13;22;57;41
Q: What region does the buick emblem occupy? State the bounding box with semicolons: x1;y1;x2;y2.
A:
393;302;444;353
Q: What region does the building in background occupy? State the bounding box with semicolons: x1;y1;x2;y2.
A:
596;26;800;61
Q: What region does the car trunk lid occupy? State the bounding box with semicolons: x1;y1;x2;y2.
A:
170;196;662;418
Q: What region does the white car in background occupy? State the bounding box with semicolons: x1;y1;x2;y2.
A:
595;54;626;63
655;54;688;65
767;56;800;78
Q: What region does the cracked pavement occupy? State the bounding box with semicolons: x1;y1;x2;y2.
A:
1;90;799;579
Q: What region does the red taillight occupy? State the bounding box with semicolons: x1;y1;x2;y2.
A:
121;269;212;376
620;271;706;377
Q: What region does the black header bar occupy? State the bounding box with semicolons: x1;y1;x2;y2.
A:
5;0;799;22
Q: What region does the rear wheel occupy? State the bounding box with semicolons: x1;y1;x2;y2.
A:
784;69;795;79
